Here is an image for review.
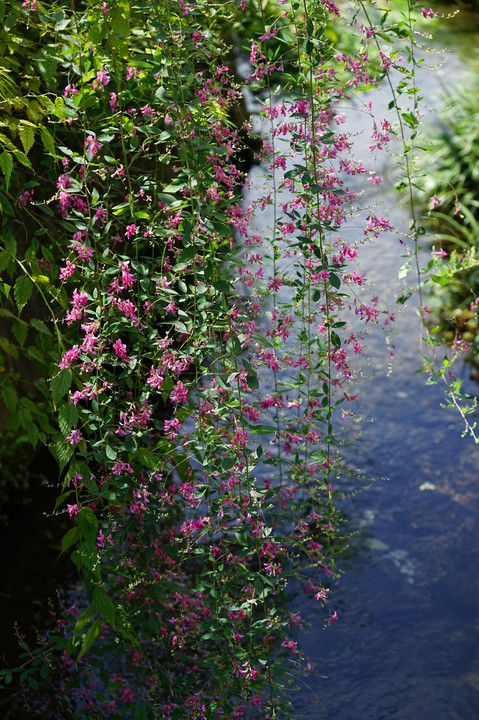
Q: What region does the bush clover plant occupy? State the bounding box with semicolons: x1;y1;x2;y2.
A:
0;0;475;718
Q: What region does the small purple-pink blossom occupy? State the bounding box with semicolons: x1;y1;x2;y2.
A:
93;69;110;90
113;338;129;363
59;260;76;280
60;345;81;369
63;84;78;98
164;418;181;439
67;429;83;445
125;224;136;239
170;381;188;404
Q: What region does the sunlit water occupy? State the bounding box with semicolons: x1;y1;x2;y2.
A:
244;9;479;719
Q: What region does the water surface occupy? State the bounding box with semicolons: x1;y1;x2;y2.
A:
244;10;479;718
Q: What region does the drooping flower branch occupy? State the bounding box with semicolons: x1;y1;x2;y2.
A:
0;0;455;717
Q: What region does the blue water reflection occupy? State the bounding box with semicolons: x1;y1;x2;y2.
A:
243;8;479;717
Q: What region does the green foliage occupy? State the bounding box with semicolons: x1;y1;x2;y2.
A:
0;0;470;717
419;81;479;370
421;87;479;221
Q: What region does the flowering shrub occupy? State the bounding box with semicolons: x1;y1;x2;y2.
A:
0;0;466;717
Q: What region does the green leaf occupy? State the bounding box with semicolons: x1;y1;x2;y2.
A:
430;275;449;286
78;507;98;542
136;447;157;469
17;407;32;430
0;191;14;214
12;148;32;169
55;437;73;473
58;402;78;435
30;318;51;336
105;444;117;460
35;52;58;88
2;282;11;299
111;15;130;38
176;246;195;265
41;129;55;155
1;670;12;686
51;368;72;404
76;540;100;575
0;308;15;320
0;151;13;191
27;676;38;691
93;587;116;628
27;422;39;448
156;192;181;207
61;526;81;555
396;291;413;305
1;384;17;412
19;123;35;156
78;619;101;658
331;331;341;348
54;14;70;31
251;424;276;435
328;273;341;290
73;605;96;638
12;320;28;347
401;111;418;128
2;226;16;255
14;275;33;315
0;251;11;272
0;133;17;153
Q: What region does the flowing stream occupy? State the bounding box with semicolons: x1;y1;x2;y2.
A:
244;8;479;719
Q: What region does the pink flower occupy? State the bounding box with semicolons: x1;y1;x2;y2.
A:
164;300;177;315
126;65;139;81
72;288;88;309
147;366;164;389
93;69;110;90
121;687;134;704
18;189;34;206
63;84;79;98
125;224;136;239
67;429;83;445
112;461;133;475
113;338;129;363
170;381;187;404
364;215;393;238
60;345;81;369
84;135;102;159
59;260;76;280
94;206;106;223
264;562;282;576
164;418;181;439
